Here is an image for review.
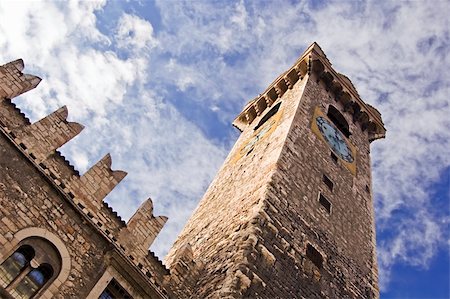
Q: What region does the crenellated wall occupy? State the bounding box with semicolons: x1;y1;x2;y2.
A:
0;59;171;298
118;199;168;257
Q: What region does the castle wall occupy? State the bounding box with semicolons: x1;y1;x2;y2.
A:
0;59;170;298
0;132;111;297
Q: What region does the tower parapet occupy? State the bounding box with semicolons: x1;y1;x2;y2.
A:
233;43;385;142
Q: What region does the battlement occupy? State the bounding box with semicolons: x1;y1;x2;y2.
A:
0;59;170;294
0;59;41;99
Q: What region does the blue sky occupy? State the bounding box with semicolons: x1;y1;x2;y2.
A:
0;0;449;298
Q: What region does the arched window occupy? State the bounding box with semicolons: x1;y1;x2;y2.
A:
0;238;61;299
13;264;54;298
0;245;34;286
327;105;350;138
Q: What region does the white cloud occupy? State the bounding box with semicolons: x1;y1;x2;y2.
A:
0;0;133;120
115;13;158;53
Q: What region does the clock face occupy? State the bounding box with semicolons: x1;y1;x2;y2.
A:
315;116;354;163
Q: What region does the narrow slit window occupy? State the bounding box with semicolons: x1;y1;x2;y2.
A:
322;174;334;191
319;193;332;214
330;152;338;163
306;244;323;269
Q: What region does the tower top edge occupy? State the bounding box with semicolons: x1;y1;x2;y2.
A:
233;42;386;141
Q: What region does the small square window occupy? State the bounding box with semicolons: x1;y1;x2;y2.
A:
319;193;331;214
322;174;334;191
330;152;338;163
306;244;323;269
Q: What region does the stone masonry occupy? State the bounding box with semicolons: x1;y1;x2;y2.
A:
0;43;385;298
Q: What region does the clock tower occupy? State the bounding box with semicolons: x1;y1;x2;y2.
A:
166;43;385;299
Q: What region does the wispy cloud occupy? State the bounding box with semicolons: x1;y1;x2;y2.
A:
115;13;158;53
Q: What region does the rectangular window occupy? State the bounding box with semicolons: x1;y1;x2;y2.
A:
306;244;323;269
100;279;132;299
322;174;334;191
330;152;338;163
319;193;331;214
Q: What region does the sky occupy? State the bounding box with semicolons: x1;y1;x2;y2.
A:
0;0;449;298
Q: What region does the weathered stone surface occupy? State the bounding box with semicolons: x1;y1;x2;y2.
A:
13;105;84;162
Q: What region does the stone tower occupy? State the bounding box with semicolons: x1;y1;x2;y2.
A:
166;43;386;298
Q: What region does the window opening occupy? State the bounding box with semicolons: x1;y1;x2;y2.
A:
306;244;323;269
327;105;350;138
0;238;60;299
0;245;34;287
322;174;334;191
365;287;375;299
319;193;332;214
99;279;132;299
254;102;281;130
330;152;338;163
13;264;53;298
